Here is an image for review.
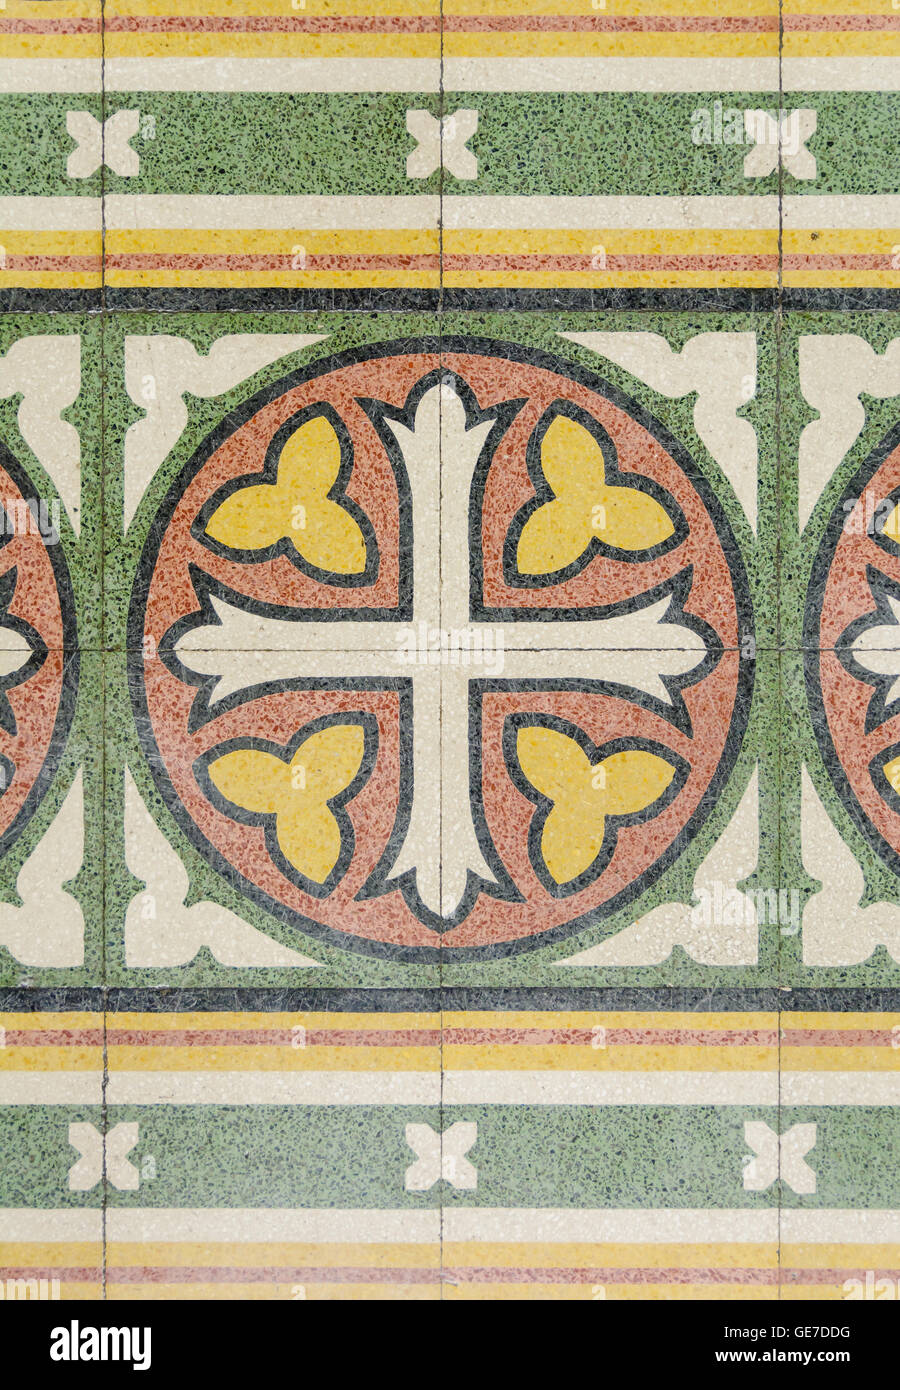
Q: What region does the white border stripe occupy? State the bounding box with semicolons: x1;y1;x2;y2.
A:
442;1071;778;1104
782;1072;900;1105
0;61;101;94
96;194;900;233
10;55;893;97
105;57;440;93
105;1072;440;1105
0;1210;103;1242
0;1074;103;1105
105;194;439;230
444;1209;779;1243
0;197;101;231
782;1211;900;1243
105;1208;441;1243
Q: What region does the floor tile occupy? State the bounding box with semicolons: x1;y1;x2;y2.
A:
0;2;103;309
3;0;900;1310
0;1005;104;1301
102;1;441;309
103;1003;442;1300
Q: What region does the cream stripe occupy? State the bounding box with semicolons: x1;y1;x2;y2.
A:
105;57;440;91
103;194;900;234
444;1209;779;1243
105;1209;441;1243
105;194;439;230
0;60;102;93
782;1212;900;1243
444;195;779;230
0;1210;103;1242
442;1071;778;1104
783;196;900;229
104;1071;441;1104
0;1074;103;1105
781;1072;900;1105
0;197;101;231
782;57;900;90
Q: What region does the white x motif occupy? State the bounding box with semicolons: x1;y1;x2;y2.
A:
66;109;140;179
67;1121;141;1192
743;108;817;181
405;1121;478;1190
406;109;478;180
743;1121;817;1195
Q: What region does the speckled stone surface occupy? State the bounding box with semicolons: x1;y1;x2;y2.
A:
3;0;900;1305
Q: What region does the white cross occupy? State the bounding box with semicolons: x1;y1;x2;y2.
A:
66;109;140;179
743;1120;817;1195
175;378;708;924
406;109;478;180
67;1121;140;1191
405;1121;477;1190
743;108;817;181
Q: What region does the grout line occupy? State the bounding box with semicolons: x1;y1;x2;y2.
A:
776;0;784;1305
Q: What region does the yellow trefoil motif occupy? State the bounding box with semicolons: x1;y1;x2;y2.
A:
205;414;368;575
516;414;675;576
207;723;367;886
515;724;678;885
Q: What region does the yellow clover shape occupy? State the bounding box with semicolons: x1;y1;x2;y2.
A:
206;720;370;890
204;412;370;577
515;412;677;578
514;722;680;888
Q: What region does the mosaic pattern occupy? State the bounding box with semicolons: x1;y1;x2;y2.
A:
2;0;900;1303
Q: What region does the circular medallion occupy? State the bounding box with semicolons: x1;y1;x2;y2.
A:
807;421;900;879
129;338;753;959
0;441;77;856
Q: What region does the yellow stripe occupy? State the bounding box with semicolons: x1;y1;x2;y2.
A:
784;1244;900;1266
782;1047;900;1070
447;0;777;13
0;1243;100;1267
444;34;776;55
442;1044;777;1069
107;1241;439;1267
105;269;440;286
441;1011;778;1028
106;1045;439;1070
105;34;439;56
108;1;440;14
0;1047;102;1070
107;1282;440;1300
784;231;900;253
444;270;778;287
0;272;102;288
106;1011;439;1030
445;1241;778;1268
784;270;900;287
784;34;900;54
108;230;440;255
0;233;101;255
0;1013;100;1029
785;1013;900;1028
0;38;101;57
445;1283;776;1300
442;230;777;254
8;2;99;14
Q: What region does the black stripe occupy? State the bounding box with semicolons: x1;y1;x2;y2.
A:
5;987;900;1012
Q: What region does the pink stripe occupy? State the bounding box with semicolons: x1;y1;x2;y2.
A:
106;253;774;274
108;1265;440;1284
0;1267;101;1281
103;14;779;34
2;257;101;272
106;253;440;272
104;1028;440;1046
